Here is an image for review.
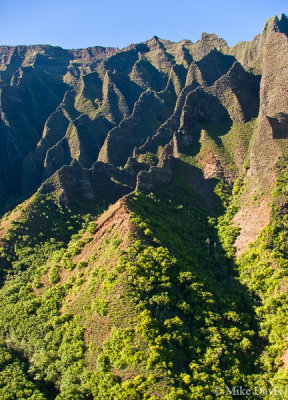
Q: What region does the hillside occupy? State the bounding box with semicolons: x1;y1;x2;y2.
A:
0;13;288;400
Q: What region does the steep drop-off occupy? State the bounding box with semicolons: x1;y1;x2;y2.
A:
0;13;288;400
0;23;262;212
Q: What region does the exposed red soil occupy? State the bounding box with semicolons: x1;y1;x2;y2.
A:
281;338;288;369
233;199;271;255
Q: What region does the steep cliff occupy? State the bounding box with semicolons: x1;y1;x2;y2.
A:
0;24;262;212
0;14;288;400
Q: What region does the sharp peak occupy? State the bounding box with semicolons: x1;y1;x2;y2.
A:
196;32;228;46
272;12;288;22
264;13;288;35
145;35;166;44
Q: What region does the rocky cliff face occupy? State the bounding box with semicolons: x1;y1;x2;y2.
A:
249;14;288;174
1;15;288;399
0;15;287;220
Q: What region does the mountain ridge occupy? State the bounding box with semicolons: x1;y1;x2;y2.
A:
0;19;265;213
0;14;288;399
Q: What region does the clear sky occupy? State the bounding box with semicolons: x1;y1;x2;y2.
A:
0;0;287;49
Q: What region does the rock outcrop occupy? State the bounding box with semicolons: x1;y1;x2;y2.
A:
0;14;287;215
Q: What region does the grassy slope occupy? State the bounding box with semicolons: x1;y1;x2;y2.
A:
0;173;275;399
0;126;287;399
236;157;288;391
179;119;257;177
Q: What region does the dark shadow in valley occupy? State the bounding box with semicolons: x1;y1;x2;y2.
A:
128;173;267;385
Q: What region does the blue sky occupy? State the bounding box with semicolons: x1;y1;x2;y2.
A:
0;0;287;49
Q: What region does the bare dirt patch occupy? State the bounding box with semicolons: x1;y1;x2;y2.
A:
0;199;31;240
281;338;288;369
233;168;276;255
233;199;270;255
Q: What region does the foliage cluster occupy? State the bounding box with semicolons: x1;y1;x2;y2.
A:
237;157;288;389
0;165;287;398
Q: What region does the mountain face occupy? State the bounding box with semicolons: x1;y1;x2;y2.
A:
0;26;261;211
0;14;288;399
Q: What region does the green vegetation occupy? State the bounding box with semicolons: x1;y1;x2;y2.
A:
1;16;288;399
138;152;158;167
215;181;240;257
179;120;256;176
1;155;288;398
119;187;260;398
237;157;288;390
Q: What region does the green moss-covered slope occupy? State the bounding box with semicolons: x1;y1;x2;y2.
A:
0;13;288;400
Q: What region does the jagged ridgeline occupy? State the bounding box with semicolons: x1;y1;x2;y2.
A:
0;13;288;400
0;23;262;210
